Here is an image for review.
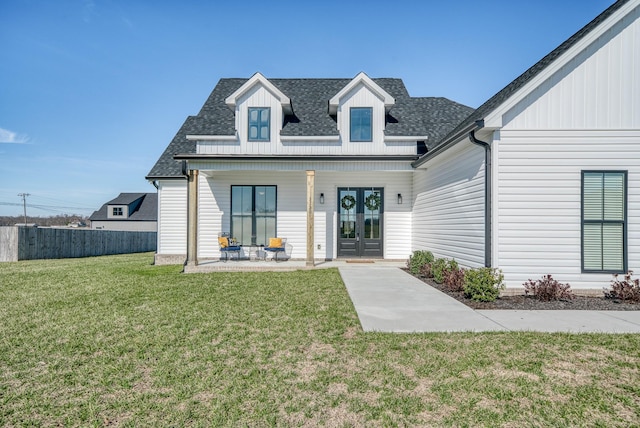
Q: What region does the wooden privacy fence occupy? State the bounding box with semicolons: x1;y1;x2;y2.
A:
0;227;156;262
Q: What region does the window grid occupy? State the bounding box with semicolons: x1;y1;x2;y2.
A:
248;107;270;141
582;171;627;273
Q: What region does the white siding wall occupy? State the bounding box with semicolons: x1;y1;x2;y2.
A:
412;140;486;268
236;85;284;153
197;170;412;260
336;83;386;151
494;131;640;289
198;171;307;259
196;81;416;156
157;180;187;255
315;171;413;260
494;6;640;290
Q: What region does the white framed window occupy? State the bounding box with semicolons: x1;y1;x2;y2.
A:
582;170;627;273
112;207;123;216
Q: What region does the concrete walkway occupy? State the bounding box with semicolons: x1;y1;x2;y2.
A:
339;266;640;333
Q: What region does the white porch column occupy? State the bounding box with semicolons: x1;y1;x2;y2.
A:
185;169;198;267
306;170;315;267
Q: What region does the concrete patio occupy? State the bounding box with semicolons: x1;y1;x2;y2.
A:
183;258;406;273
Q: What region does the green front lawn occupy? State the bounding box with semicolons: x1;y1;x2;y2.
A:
1;253;639;426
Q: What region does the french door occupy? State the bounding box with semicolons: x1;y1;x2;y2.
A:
337;187;383;258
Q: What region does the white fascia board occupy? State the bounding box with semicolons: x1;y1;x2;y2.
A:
186;134;238;141
280;135;340;142
224;72;292;114
484;1;637;128
328;71;395;115
384;135;429;142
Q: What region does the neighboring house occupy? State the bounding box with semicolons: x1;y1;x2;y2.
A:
89;193;157;231
147;0;639;291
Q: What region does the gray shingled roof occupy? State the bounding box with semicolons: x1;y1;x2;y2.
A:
89;193;157;221
427;0;629;152
107;193;147;205
146;78;473;179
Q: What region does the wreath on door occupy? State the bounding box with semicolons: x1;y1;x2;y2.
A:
340;195;356;210
364;193;381;211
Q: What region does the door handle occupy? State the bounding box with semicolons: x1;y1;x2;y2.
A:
356;233;360;242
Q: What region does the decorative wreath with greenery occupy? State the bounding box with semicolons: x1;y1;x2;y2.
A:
340;194;356;211
365;193;381;211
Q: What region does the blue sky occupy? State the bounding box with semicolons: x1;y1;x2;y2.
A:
0;0;614;216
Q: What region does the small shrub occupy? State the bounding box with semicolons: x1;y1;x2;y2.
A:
407;250;435;275
444;263;466;292
523;275;575;301
431;258;448;284
463;267;504;302
604;271;640;302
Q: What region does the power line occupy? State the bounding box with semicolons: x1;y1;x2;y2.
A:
28;194;95;209
0;201;95;211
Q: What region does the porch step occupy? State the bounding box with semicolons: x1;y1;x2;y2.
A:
345;259;376;263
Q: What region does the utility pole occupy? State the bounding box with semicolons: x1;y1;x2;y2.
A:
17;193;30;225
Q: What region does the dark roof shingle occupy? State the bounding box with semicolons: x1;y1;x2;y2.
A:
146;76;472;178
89;193;157;221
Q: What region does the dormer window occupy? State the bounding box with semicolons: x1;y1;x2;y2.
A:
112;207;123;216
350;107;372;142
248;107;270;141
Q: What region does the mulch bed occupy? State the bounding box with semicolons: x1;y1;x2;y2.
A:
407;271;640;311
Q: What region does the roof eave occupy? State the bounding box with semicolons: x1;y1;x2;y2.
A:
412;121;482;168
174;153;418;162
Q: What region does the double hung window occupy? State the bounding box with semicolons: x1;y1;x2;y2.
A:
582;171;627;272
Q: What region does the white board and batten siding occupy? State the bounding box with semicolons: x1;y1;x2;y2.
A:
196;170;412;260
494;4;640;289
156;180;187;256
412;140;486;268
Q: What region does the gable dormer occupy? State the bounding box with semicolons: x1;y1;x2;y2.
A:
328;72;395;144
224;72;292;143
106;194;145;219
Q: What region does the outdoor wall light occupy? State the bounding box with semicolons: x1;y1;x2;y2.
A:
397;193;403;204
320;193;325;204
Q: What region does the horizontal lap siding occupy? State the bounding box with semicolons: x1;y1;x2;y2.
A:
412;140;485;268
495;132;640;289
199;172;307;259
496;10;640;289
157;180;187;255
316;171;412;259
199;170;412;260
198;173;223;258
